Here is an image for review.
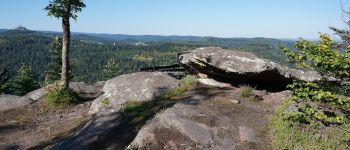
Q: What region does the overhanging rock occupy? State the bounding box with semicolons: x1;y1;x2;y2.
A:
178;47;320;88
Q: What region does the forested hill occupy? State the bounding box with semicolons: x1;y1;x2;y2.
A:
0;28;294;84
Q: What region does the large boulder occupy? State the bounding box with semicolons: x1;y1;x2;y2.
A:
89;72;180;114
179;47;320;87
0;94;33;111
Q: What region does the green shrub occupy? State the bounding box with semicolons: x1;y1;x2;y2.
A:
125;145;139;150
239;85;255;98
180;75;198;88
270;98;350;150
282;35;350;125
46;87;79;107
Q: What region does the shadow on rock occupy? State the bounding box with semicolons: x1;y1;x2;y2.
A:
30;86;223;150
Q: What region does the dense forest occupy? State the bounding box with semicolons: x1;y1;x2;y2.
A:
0;28;294;85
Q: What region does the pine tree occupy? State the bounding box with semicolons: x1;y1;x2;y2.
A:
45;0;86;89
103;58;120;80
330;9;350;48
8;64;40;96
45;37;62;84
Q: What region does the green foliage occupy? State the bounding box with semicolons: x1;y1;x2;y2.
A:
180;75;198;87
165;75;198;98
0;67;10;94
45;0;86;20
284;104;345;125
45;37;62;84
132;54;153;62
102;58;120;80
7;64;39;96
46;87;79;107
282;34;350;79
282;34;350;125
0;30;293;84
125;145;139;150
100;98;110;108
239;85;255;98
270;98;350;150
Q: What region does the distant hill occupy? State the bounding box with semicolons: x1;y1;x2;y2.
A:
0;29;8;33
0;27;294;83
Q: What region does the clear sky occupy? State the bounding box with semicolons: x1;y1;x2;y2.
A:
0;0;348;39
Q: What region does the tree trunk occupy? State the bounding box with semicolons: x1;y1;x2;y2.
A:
61;17;70;89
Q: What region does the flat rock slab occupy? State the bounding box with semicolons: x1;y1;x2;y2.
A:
197;78;232;88
24;87;46;101
0;94;33;111
239;126;260;143
179;47;320;87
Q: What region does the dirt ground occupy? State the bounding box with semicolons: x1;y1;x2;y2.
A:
0;100;92;150
0;84;285;150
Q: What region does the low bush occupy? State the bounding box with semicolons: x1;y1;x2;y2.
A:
239;85;255;98
180;75;198;88
270;98;350;150
46;87;79;107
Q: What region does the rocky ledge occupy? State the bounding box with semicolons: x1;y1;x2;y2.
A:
179;47;320;88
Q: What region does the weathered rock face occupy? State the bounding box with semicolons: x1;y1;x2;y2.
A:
89;72;180;114
69;82;102;99
130;102;237;150
24;87;46;101
179;47;320;88
93;81;106;94
0;94;33;111
129;86;278;150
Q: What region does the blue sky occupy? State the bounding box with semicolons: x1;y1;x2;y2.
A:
0;0;347;39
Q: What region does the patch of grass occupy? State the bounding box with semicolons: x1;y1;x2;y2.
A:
46;87;79;108
100;98;110;108
270;98;350;150
122;101;156;124
165;86;187;98
165;75;198;98
13;113;32;125
180;75;198;87
239;85;255;98
125;145;139;150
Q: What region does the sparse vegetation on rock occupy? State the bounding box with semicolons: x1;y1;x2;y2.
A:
239;85;255;98
100;98;110;108
165;75;198;98
46;87;79;107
